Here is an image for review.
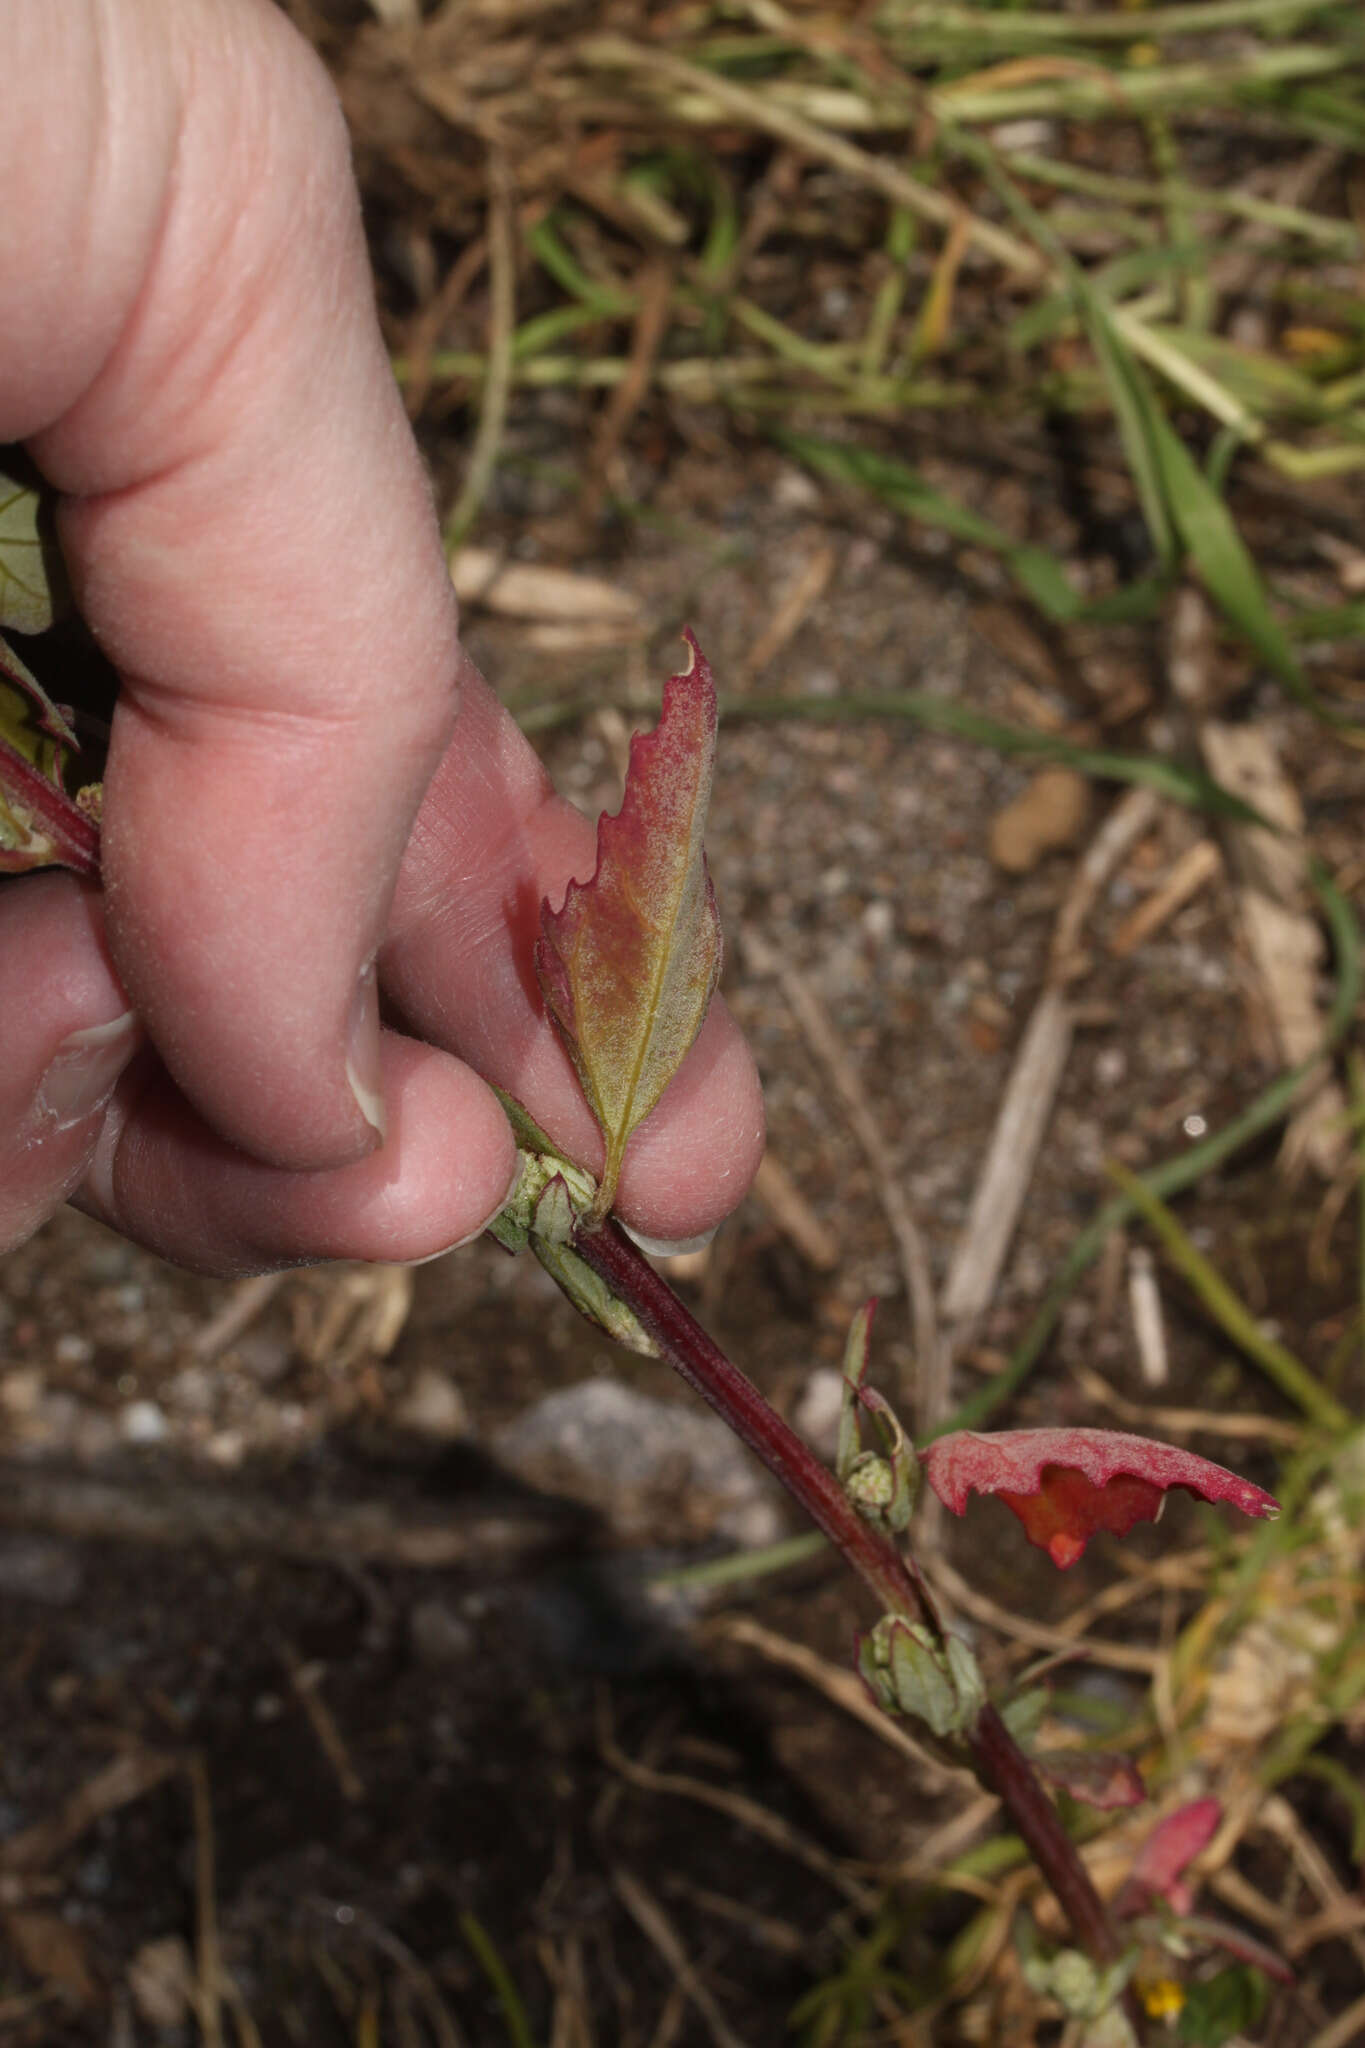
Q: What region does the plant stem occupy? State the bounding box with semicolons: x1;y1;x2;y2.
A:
573;1215;1121;1968
577;1217;930;1623
0;733;100;877
970;1703;1120;1965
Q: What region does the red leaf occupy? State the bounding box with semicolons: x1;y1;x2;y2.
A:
921;1429;1278;1569
1117;1797;1221;1917
537;630;722;1220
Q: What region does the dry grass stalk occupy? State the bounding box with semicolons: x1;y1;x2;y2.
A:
924;1553;1161;1675
1108;838;1222;958
400;232;489;420
289;1263;414;1370
444;146;517;552
738;542;838;682
668;1881;805;1960
1309;1989;1365;2048
611;1868;749;2048
188;1756;224;2048
578;35;1041;278
541;1935;598;2048
599;1720;874;1909
748;1150;840;1272
0;1751;178;1875
582;253;676;523
1127;1243;1169;1388
711;1613;965;1782
938;985;1073;1336
1201;721;1350;1179
192;1271;286;1362
451;548;642;625
278;1639;366;1805
940;788;1160;1357
742;925;940;1430
1071;1361;1302;1445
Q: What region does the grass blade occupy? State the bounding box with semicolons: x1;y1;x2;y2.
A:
773;428;1089;621
1106;1159;1349;1431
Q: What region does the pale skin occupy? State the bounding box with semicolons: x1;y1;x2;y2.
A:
1;0;764;1273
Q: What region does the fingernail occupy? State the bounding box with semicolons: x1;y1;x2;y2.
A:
346;961;386;1141
402;1161;524;1265
620;1221;720;1259
36;1011;142;1129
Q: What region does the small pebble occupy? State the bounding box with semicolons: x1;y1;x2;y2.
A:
395;1368;469;1441
989;768;1090;875
121;1401;167;1446
0;1369;42;1416
128;1936;194;2029
167;1365;215;1414
793;1368;845;1460
862;899;895;945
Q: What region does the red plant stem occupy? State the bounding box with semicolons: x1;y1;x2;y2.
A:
574;1215;1121;1970
0;734;100;876
972;1701;1120;1965
578;1216;930;1622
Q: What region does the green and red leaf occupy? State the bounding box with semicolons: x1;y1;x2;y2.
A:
0;464;59;637
1032;1746;1146;1812
536;629;722;1222
1116;1801;1293;1980
921;1428;1278;1569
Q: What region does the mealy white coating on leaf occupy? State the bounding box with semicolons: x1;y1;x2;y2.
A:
921;1428;1278;1520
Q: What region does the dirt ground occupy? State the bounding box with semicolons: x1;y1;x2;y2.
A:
4;463;1362;2042
4;11;1365;2048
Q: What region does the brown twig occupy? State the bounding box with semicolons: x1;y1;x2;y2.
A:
278;1638;366;1805
188;1755;224;2048
737;543;838;683
600;1714;875;1910
582;254;675;525
611;1868;749;2048
401;232;489;420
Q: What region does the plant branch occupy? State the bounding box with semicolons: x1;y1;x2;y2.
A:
572;1215;1122;1969
0;734;100;876
575;1216;931;1623
971;1702;1121;1965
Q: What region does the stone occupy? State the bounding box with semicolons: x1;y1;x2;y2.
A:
395;1367;470;1441
988;767;1090;874
793;1368;845;1461
120;1401;168;1446
495;1377;784;1547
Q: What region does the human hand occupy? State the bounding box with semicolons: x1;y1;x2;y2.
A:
0;0;763;1272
